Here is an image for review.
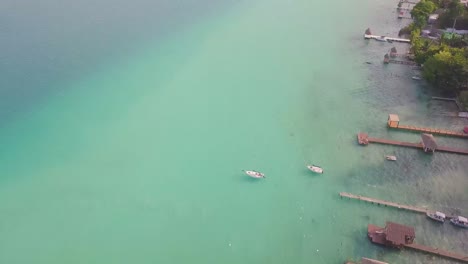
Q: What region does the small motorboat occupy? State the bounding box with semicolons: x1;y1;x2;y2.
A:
412;76;422;80
426;211;446;223
307;165;323;174
243;170;265;179
450;216;468;228
386;155;397;161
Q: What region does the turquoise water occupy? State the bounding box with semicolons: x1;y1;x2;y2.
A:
0;0;467;263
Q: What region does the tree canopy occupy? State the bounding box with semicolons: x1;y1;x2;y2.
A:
411;0;437;28
422;48;468;93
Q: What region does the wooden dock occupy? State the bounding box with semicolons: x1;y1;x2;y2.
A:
405;243;468;263
399;0;418;4
368;222;468;263
393;124;468;138
340;192;428;213
432;96;465;111
438;111;468;118
357;133;468;155
397;6;413;10
385;59;418;65
387;114;468;138
364;34;410;43
384;54;418;66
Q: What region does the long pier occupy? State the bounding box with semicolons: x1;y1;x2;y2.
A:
405;243;468;263
357;133;468;155
339;192;428;213
399;0;418;4
432;96;465;111
439;111;468;118
364;34;410;43
393;124;468;138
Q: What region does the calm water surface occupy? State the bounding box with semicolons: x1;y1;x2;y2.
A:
0;0;466;263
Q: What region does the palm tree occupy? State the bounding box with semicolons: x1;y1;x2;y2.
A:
449;1;465;32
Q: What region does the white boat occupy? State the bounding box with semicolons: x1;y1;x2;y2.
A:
426;211;445;223
243;170;265;178
386;155;397;161
307;165;323;174
450;216;468;228
412;76;422;80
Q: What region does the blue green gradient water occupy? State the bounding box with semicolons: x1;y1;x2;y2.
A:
1;0;467;263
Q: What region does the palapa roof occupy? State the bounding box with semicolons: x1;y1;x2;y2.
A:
421;133;437;150
388;114;399;122
385;222;415;246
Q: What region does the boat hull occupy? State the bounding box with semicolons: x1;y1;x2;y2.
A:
307;165;323;174
244;170;265;178
426;215;444;223
450;219;468;228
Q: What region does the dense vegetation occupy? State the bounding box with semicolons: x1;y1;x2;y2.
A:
404;0;468;96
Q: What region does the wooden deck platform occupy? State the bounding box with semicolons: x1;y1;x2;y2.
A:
340;192;428;213
368;222;468;263
357;133;468;155
405;243;468;263
385;59;418;65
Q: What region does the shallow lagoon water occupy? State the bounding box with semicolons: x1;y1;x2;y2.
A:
0;0;466;263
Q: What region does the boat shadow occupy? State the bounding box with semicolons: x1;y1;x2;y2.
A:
303;169;322;178
237;174;266;183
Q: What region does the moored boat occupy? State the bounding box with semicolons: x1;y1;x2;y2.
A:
243;170;265;179
412;76;422;80
450;216;468;228
426;211;445;223
307;165;323;174
386;155;397;161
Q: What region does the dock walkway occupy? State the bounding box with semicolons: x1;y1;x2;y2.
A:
339;192;428;213
364;34;410;43
394;124;468;138
357;132;468;155
405;243;468;263
367;136;421;148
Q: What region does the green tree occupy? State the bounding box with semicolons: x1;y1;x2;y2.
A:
423;48;468;93
411;0;437;28
448;1;465;30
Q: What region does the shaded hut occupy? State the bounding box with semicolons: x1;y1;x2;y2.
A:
421;133;437;153
387;114;399;127
383;54;390;64
368;222;415;249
